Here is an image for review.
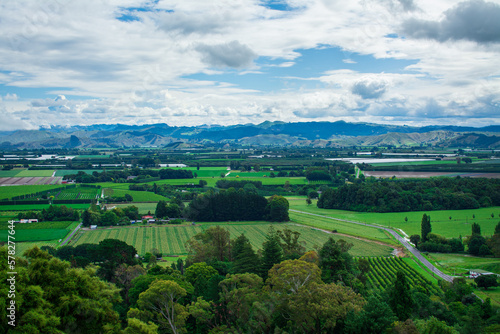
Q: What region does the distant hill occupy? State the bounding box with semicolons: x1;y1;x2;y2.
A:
0;121;499;149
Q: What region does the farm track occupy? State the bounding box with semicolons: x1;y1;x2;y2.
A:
290;209;455;282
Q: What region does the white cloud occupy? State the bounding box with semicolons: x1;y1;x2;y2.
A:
0;0;497;129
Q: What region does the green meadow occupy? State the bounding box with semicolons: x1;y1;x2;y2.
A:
70;222;392;257
288;198;500;239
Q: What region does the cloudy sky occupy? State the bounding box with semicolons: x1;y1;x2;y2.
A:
0;0;499;130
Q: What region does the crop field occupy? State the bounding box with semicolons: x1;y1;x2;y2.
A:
289;211;397;245
47;186;100;200
55;169;103;177
70;222;393;257
107;202;158;214
0;203;90;212
0;228;69;242
105;188;167;202
0;221;73;230
0;185;62;200
165;167;229;178
16;170;54;177
289;199;500;239
362;257;442;295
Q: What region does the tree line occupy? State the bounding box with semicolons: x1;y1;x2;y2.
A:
5;225;499;333
318;177;500;212
183;190;289;222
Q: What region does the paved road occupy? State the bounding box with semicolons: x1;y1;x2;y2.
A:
60;223;82;247
290;209;455;282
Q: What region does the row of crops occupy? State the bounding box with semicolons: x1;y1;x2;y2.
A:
361;257;442;296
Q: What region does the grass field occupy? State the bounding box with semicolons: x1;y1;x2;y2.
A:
54;169;103;177
108;202;158;214
0;228;70;242
0;203;90;212
290;211;398;245
288;198;500;239
0;185;63;200
16;170;54;177
70;222;393;257
0;169;56;177
105;188;168;202
14;240;62;257
0;221;73;230
423;252;500;275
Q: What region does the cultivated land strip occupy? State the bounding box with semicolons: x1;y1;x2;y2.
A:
290;209;455;282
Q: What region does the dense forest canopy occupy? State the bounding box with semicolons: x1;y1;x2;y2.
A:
318;177;500;212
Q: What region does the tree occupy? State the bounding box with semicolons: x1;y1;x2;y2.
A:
421;214;432;243
260;227;283;280
487;221;500;257
11;247;122;333
277;228;306;259
388;270;414;321
199;179;207;188
266;195;289;222
468;235;488;256
319;237;357;286
475;275;499;290
287;282;365;333
135;280;189;334
184;262;218;285
306;198;312;206
231;234;260;274
410;234;420;248
472;222;482;236
186;226;232;264
267;259;322;294
155;200;168;219
344;294;396;334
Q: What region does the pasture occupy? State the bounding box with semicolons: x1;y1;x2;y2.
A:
0;185;62;200
107;202;158;214
424;252;500;275
289;198;500;239
289;211;398;246
105;188;167;202
0;204;90;212
69;222;393;257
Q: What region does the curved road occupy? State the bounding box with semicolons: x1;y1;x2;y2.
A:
60;222;82;247
290;209;455;282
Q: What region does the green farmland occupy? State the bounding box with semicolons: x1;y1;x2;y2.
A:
0;185;62;200
70;222;393;257
0;221;78;243
289;198;500;239
104;188;167;202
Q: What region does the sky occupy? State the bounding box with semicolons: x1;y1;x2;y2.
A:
0;0;499;131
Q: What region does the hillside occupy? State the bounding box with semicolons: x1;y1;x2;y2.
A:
0;121;499;149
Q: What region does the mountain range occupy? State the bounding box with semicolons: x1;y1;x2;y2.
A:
1;121;499;149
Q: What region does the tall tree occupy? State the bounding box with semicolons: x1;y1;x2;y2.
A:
277;228;306;259
471;222;481;236
231;234;260;274
388;270;414;321
421;214;432;243
135;280;189;334
155;200;168;219
260;227;283;280
266;195;290;222
319;237;357;285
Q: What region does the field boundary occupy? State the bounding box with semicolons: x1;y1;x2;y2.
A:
290;209;455;282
